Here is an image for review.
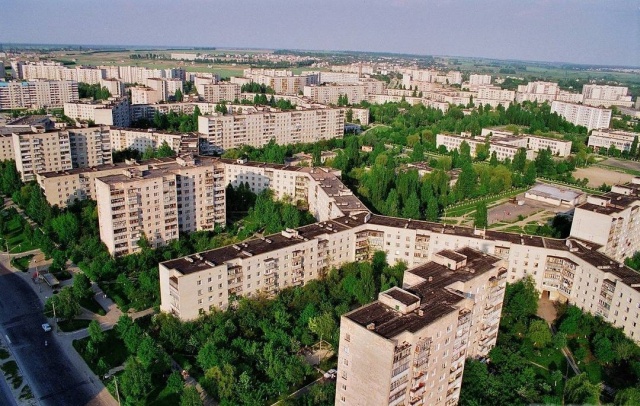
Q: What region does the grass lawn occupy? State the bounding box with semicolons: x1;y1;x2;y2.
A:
58;319;92;332
0;214;38;253
73;329;129;373
79;296;106;316
0;360;23;389
445;188;526;217
10;254;33;272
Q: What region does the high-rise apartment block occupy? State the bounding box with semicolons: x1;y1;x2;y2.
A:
551;101;611;130
200;83;241;103
582;85;633;108
197;107;344;152
336;248;506;406
303;84;366;105
109;128;198;156
96;155;226;256
0;80;79;109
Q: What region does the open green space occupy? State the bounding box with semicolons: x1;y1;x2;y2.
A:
73;329;128;374
0;210;38;254
10;254;33;272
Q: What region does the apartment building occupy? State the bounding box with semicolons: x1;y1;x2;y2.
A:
349;107;370;125
99;78;125;97
109;128;198;155
96;155;226;256
242;69;314;95
193;74;219;94
0;80;79;109
146;78;183;102
12;129;72;182
103;66;185;85
588;129;638;152
402;70;462;86
516;81;558;103
476;86;514;102
197;107;344;152
469;74;492;86
551;101;611;130
583;85;633;108
570;180;640;262
201;83;240;103
303;84;366;105
130;87;161;105
64;97;131;127
68;126;112;168
336;248;506;406
129;102;219;122
0;135;15;161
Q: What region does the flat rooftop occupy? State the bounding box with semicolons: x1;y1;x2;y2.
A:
346;248;502;339
162;212;370;275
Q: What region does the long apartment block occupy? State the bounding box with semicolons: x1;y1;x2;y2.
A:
11;126;112;182
336;248;507;406
0;80;79;109
109;128;199;156
197;107;345;152
159;208;640;348
96;155;226;256
588;129;638;152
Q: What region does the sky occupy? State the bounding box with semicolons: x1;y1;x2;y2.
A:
1;0;639;66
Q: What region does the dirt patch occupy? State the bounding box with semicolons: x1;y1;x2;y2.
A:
574;167;635;187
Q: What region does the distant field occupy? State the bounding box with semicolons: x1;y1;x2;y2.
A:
574;166;635;187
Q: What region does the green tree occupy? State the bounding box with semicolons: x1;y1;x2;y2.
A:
615;387;640;405
345;108;353;123
157;141;176;158
88;320;105;343
308;312;337;346
120;357;153;401
502;276;538;325
174;88;184;102
45;287;80;320
564;373;601;405
166;370;184;395
402;192;421;220
181;386;203;406
203;363;236;400
528;319;552;348
630;136;639;158
51;212;79;246
73;273;93;301
474;202;488;228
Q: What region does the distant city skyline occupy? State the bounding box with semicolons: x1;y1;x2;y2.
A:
1;0;639;67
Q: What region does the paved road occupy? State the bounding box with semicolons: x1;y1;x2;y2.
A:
0;269;99;406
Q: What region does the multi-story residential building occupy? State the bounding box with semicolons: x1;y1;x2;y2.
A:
336;248;506;406
193;74;219;94
201;83;240;103
64;97;131;127
588;129;638;152
146;78;183;102
551;101;611;130
130;86;161;105
516;81;558;103
402;70;463;87
129;102;220;122
570;180;640;262
582;85;633;108
349;107;370;125
96;155;226;256
469;74;492;86
99;78;125;97
476;86;514;102
197;107;344;152
0;80;79;109
242;69;314;95
68;126;112;168
0;135;15;161
303;84;367;105
12;129;72;182
109;128;198;156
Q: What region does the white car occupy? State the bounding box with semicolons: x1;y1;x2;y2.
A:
324;369;337;379
42;323;51;332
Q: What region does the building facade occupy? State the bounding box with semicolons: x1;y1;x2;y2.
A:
551;101;611;130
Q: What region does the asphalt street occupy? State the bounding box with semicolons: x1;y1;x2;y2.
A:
0;268;96;406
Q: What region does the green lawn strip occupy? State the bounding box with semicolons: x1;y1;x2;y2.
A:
0;360;23;389
79;296;107;316
58;319;92;332
10;254;33;272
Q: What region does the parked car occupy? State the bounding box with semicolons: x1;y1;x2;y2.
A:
42;323;51;332
324;369;337;379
